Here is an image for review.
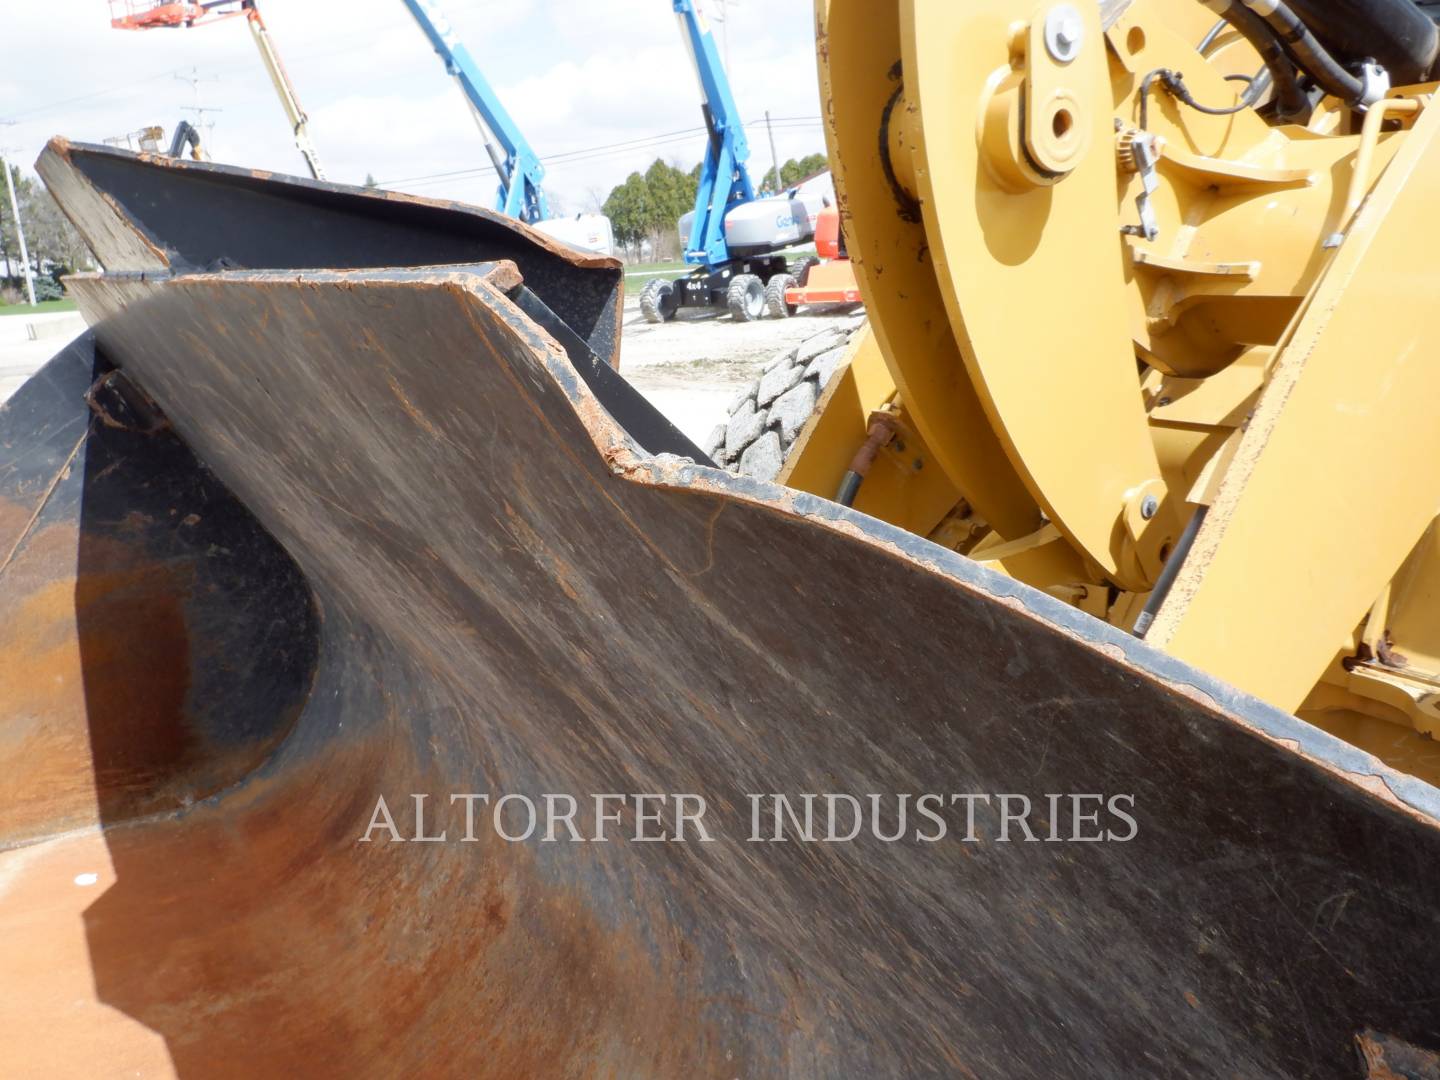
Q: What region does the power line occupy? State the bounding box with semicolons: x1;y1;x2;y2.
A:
381;124;708;185
380;116;824;190
1;70;178;123
0;15;417;125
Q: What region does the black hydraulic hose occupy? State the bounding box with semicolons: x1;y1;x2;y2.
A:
167;120;202;160
1140;67;1268;129
1205;0;1365;104
1196;0;1308;118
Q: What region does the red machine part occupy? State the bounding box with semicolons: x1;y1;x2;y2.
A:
787;205;861;305
109;0;243;30
815;202;841;260
785;260;862;306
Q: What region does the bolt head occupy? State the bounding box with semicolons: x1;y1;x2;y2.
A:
1044;5;1085;63
1140;494;1159;520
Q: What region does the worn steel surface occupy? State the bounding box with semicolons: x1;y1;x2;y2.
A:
0;250;1436;1075
36;138;624;368
0;332;317;847
33;139;709;463
2;141;1438;1078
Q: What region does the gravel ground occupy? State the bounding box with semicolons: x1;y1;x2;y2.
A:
620;294;863;450
0;301;861;462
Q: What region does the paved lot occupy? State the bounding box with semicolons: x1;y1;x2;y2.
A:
0;312;87;405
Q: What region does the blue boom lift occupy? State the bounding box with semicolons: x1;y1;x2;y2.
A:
400;0;614;253
639;0;824;322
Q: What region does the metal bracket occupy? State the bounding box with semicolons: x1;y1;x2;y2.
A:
1119;130;1160;242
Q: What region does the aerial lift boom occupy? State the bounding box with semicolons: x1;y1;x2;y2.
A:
639;0;828;322
399;0;549;224
398;0;613;255
673;0;755;266
243;2;325;180
108;0;325;180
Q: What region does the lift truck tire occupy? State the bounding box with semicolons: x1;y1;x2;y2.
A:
764;273;797;319
638;277;678;323
726;273;765;322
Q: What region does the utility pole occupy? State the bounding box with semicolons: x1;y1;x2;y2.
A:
175;68;221;159
764;109;781;194
0;149;36;307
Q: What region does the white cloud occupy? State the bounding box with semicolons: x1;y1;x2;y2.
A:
2;0;824;216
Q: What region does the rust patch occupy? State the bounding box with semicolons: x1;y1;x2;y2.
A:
1358;1029;1440;1079
1;503;306;846
0;521;198;844
0;729;739;1079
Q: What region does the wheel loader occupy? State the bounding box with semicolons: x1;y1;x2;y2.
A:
3;0;1440;1077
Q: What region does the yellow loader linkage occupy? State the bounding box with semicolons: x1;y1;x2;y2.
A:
806;0;1440;784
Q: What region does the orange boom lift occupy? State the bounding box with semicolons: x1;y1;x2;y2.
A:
108;0;325;179
777;203;862;315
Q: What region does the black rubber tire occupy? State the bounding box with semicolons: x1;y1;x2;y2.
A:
764;274;797;319
639;277;678;323
703;323;863;477
726;274;764;322
790;256;820;288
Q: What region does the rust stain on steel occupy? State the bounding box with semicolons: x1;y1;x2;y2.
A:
0;509;303;848
5;145;1440;1077
0;539;192;843
39;136;620;274
1358;1029;1440;1079
37;138;171;271
38;260;1440;1076
35;137;625;370
3;775;736;1078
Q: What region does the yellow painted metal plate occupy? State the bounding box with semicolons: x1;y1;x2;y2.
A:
899;0;1167;587
1149;96;1440;712
816;0;1041;542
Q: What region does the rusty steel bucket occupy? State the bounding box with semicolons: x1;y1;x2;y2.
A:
2;141;1439;1079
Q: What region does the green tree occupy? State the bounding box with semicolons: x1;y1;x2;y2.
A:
363;172;379;190
676;160;698;219
601;159;702;260
643;157;690;258
779;152;828;188
603;171;651;259
1;165;91;289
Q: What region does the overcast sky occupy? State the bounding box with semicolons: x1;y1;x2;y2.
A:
1;0;824;212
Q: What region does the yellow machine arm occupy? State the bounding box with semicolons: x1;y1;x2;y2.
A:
803;0;1440;782
245;2;326;181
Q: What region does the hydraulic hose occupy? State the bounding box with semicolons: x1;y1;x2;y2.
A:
835;414;898;508
1198;18;1228;57
1287;0;1438;86
1194;0;1307;119
1202;0;1366;105
167;120;203;161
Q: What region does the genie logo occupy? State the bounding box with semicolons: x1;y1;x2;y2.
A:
776;214;795;229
